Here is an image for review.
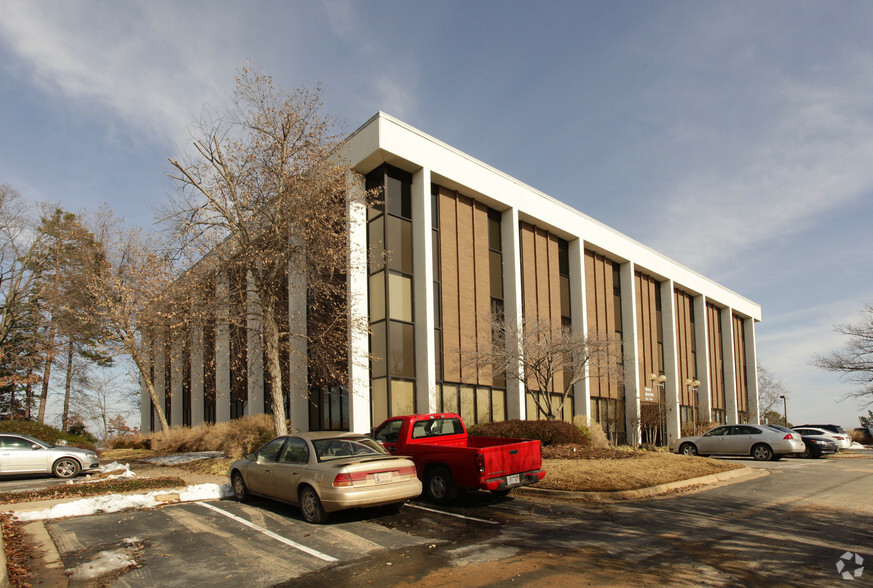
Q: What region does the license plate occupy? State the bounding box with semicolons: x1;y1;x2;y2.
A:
506;474;520;486
374;472;392;483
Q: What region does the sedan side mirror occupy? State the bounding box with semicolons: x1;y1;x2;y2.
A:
245;453;256;461
31;444;41;450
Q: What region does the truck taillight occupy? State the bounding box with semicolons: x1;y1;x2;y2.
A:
475;454;485;475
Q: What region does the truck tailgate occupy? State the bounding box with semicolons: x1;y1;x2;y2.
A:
469;436;542;478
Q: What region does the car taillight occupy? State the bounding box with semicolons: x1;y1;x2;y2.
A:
397;465;416;477
783;434;795;440
475;454;485;475
333;472;354;487
835;436;845;440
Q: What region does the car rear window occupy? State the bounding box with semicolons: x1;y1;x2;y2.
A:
313;437;388;461
411;417;464;439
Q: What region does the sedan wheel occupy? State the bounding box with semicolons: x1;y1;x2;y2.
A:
679;443;698;457
800;445;812;459
231;471;249;502
52;458;80;479
751;444;773;462
299;486;328;524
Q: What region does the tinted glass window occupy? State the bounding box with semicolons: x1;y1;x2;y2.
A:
258;438;286;462
373;420;403;443
313;437;388;461
279;437;310;463
704;427;730;437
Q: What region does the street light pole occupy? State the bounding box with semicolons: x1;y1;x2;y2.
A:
779;394;787;426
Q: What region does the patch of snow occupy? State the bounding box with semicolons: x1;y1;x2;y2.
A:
141;452;224;465
12;483;234;521
67;548;138;582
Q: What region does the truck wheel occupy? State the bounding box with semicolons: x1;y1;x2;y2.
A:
425;466;457;504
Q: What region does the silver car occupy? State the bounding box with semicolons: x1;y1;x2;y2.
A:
669;424;806;461
229;432;422;524
792;426;851;451
0;433;100;478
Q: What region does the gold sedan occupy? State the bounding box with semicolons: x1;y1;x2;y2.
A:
229;432;422;523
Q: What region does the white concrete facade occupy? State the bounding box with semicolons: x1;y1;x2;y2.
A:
142;112;761;441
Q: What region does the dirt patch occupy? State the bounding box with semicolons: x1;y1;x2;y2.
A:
536;452;742;492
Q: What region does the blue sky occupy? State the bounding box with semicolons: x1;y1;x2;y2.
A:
2;1;872;430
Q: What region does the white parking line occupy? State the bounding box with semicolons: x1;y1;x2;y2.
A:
195;502;338;562
407;503;499;524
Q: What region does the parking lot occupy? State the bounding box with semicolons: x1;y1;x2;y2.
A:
17;451;868;586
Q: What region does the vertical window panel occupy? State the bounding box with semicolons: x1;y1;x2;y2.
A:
369;272;385;322
388;321;415;378
492;390;506;422
388;273;413;322
476;387;491;423
386;216;413;274
391;380;415;416
372;378;388;425
442;384;459;414
370;322;386;378
460;386;475;424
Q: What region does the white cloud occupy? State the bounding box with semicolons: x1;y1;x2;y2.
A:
645;66;873;273
0;2;239;144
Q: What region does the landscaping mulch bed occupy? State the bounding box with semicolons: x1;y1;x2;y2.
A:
542;445;643;460
1;512;35;587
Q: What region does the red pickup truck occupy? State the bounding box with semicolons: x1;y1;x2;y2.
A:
371;413;546;504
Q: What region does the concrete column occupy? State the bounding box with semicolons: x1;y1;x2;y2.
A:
721;306;738;424
347;171;370;433
661;280;681;444
695;295;711;423
412;167;436;413
246;272;264;416
153;328;166;429
501;207;525;420
215;271;231;424
744;317;760;424
620;261;641;446
190;320;204;427
288;256;309;432
140;331;151;432
569;238;590;422
171;329;184;427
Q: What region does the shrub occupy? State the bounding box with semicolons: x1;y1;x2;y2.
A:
469;419;587;446
0;420;96;450
149;414;275;458
106;433;151;450
573;416;610;449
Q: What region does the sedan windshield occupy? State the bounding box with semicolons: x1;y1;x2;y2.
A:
312;437;388;461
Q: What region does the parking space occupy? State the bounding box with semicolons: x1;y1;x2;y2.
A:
718;456;837;469
44;498;445;586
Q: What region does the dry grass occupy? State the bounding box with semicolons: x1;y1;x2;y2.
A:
149;414;275;458
536;451;742;492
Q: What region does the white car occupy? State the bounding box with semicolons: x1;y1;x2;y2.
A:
669;424;805;461
791;427;851;451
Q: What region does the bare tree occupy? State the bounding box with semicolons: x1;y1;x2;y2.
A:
0;185;46;387
814;304;873;405
71;371;136;441
757;362;789;422
468;312;624;421
78;209;173;432
164;67;355;436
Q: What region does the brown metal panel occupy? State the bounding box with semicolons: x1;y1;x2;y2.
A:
520;223;538;326
439;190;461;383
584;251;597;336
473;202;492;386
707;303;724;412
548;235;563;393
733;315;748;413
456;196;477;384
534;228;550;326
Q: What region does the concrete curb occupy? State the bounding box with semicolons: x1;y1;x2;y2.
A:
514;465;769;501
